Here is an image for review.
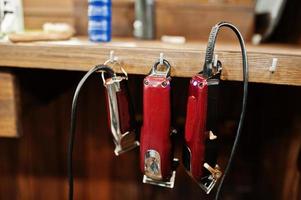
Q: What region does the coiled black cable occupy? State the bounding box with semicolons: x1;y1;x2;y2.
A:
67;65;115;200
203;22;249;200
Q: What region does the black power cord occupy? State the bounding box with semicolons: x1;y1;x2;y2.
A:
203;22;249;200
67;65;115;200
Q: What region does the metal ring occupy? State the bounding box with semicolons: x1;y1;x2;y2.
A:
104;59;128;78
149;59;171;77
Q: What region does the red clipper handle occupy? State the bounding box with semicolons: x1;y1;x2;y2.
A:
183;73;222;194
140;60;176;188
184;75;208;179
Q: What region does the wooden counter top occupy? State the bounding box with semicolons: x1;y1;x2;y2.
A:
0;37;301;86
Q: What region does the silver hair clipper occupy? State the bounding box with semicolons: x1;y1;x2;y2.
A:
102;69;140;156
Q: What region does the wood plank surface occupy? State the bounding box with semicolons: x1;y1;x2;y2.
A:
0;70;300;200
23;0;74;30
0;38;301;86
0;72;20;137
72;0;254;40
0;71;212;200
155;1;254;41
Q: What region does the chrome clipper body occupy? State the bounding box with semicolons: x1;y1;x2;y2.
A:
103;68;139;156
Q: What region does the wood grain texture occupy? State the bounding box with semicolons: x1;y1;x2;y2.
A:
245;84;301;200
72;0;254;40
0;72;20;137
24;16;74;31
8;32;74;43
155;1;254;41
23;0;74;30
0;71;210;200
0;38;301;86
0;70;300;200
282;117;301;200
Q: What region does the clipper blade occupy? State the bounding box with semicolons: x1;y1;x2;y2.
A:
114;131;140;156
143;170;176;188
142;152;178;188
199;173;218;194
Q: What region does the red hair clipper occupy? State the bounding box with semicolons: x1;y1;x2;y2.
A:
183;58;222;193
140;59;178;188
102;66;140;156
184;22;249;198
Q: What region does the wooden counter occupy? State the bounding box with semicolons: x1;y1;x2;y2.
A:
0;37;301;86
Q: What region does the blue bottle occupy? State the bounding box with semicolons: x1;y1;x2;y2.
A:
88;0;112;42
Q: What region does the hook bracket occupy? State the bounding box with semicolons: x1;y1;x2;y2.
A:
269;58;278;73
159;53;164;65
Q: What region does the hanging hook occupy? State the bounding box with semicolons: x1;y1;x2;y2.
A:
104;50;127;76
159;53;164;65
269;58;278;73
110;50;114;62
213;54;218;68
102;50;128;86
105;50;118;65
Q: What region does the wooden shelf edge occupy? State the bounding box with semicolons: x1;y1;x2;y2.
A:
0;39;301;86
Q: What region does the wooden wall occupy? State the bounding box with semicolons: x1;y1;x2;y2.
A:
23;0;255;40
0;69;300;200
23;0;74;29
0;71;20;137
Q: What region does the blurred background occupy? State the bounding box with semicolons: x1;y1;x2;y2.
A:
1;0;301;43
0;0;300;200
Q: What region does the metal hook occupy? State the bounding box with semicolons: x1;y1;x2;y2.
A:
159;53;164;65
110;50;114;62
103;50;128;78
101;71;106;87
269;58;278;73
104;50;117;65
213;54;218;68
102;51;116;86
150;59;171;78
